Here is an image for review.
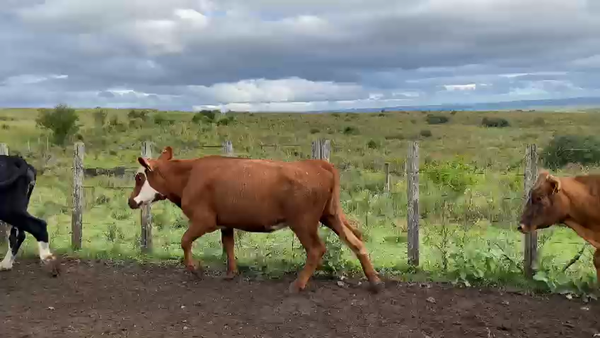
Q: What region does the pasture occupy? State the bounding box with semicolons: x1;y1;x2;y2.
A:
1;108;600;285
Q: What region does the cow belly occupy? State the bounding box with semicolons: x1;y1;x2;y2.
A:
219;222;288;233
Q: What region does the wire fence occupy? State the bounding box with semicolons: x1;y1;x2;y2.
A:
0;139;595;283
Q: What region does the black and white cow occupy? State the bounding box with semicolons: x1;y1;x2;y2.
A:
0;154;59;275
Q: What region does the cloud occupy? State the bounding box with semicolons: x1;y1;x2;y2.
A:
1;0;599;111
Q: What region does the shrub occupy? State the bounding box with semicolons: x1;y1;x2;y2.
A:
93;109;107;127
35;103;80;146
481;117;510;128
420;129;433;138
532;117;545;126
153;112;173;126
541;134;600;169
127;109;149;121
216;115;236;126
426;114;449;125
108;116;126;132
367;140;380;149
343;126;359;135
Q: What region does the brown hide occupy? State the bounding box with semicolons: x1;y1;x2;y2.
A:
519;170;600;283
134;147;381;293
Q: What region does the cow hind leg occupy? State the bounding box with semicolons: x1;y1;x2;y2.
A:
3;211;59;276
594;249;600;288
321;214;383;293
220;228;238;280
0;226;26;271
288;222;326;294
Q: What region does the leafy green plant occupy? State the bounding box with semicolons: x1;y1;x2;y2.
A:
35;103;80;146
421;157;481;195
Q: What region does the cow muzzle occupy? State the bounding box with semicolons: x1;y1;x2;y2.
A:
517;223;530;234
128;198;141;209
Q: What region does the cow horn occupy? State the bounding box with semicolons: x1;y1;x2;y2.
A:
546;174;561;193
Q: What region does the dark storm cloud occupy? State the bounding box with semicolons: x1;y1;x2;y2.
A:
1;0;599;111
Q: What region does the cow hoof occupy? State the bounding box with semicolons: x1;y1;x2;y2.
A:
287;282;304;295
369;280;385;294
223;271;238;281
41;256;61;277
186;265;204;279
0;262;13;271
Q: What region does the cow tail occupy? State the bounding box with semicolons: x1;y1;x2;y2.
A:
326;162;363;241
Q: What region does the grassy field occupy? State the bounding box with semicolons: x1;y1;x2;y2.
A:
1;107;599;296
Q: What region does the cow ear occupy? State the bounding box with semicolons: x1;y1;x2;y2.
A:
159;146;173;161
546;174;561;194
138;157;155;172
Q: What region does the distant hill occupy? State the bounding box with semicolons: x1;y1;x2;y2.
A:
326;96;600;113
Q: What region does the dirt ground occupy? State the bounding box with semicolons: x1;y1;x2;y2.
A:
1;258;599;338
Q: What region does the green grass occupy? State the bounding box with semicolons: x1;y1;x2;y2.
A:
1;107;600;297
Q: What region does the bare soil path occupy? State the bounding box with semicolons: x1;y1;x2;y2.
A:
1;258;599;338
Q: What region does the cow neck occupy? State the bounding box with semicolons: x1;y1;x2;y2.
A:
156;159;196;198
561;177;600;228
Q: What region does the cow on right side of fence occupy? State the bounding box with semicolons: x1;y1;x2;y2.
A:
518;170;600;283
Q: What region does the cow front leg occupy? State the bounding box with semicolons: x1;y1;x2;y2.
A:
181;220;217;278
220;228;238;280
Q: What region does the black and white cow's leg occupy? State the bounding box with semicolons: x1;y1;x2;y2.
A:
0;225;14;270
2;210;59;276
0;225;26;271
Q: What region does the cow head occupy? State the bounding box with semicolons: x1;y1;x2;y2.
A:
127;146;173;209
518;170;569;234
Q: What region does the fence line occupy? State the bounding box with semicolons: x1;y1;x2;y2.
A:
406;141;420;267
523;144;538;277
1;139;547;279
140;141;153;253
0;143;8;246
71;142;84;251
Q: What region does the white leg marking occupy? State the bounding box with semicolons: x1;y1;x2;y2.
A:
133;178;160;205
0;246;14;270
38;241;53;261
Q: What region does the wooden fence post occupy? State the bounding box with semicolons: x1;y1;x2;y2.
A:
140;141;153;254
523;144;538;278
0;144;8;246
384;162;391;192
311;139;331;161
71;142;84;251
222;140;234;156
407;141;420;267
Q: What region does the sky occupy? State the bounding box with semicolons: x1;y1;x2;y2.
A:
1;0;600;112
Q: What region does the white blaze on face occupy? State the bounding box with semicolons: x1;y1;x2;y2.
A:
37;241;53;261
133;167;160;205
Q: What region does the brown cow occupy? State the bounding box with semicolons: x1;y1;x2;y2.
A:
518;169;600;283
127;146;383;294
